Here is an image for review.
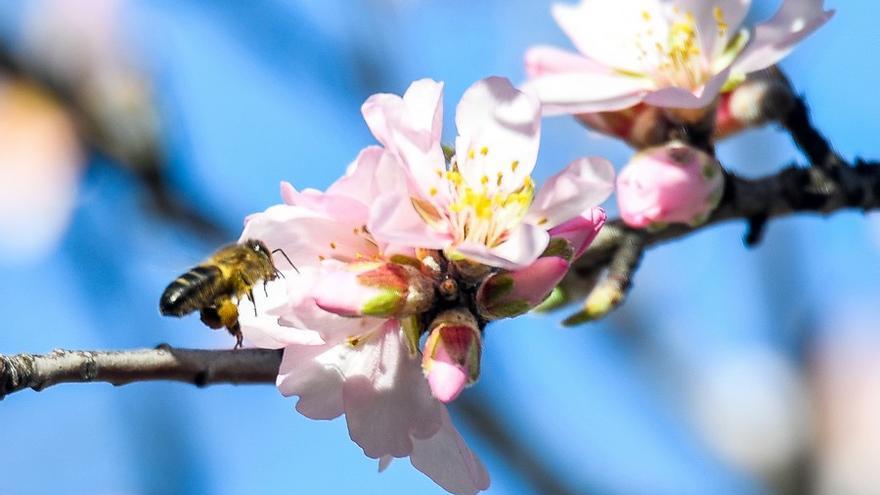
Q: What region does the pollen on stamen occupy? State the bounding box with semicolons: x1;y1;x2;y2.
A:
511;160;520;172
330;242;337;249
641;10;651;21
480;175;489;186
480;146;489;156
713;6;728;37
467;149;475;160
429;186;438;196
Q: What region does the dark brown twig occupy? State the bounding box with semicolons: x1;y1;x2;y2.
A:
570;159;880;285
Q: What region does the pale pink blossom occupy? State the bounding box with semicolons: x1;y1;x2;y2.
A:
362;77;614;270
237;147;488;494
617;142;724;228
524;0;833;113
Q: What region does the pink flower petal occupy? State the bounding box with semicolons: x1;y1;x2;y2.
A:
241;204;379;269
675;0;752;57
378;456;393;472
426;359;468;403
454;77;541;185
643;66;733;109
732;0;834;76
238;278;324;349
343;323;444;458
326;146;407;205
526;156;615;230
454;223;550;271
547;207;607;259
522;71;652;115
551;0;667;74
361;79;448;200
276;342;346;420
368;193;451;250
410;408;490;495
524;45;607;77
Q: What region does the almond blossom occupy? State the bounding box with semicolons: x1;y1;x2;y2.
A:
363;77;614;270
617;141;725;228
237;148;489;495
232;77;616;495
524;0;834;114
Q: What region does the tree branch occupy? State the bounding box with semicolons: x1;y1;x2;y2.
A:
0;346;281;399
571;159;880;280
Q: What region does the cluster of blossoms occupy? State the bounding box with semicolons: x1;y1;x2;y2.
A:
238;77;612;494
526;0;832;227
232;1;831;493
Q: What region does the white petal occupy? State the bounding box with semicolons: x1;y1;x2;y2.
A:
343;324;444;458
454;223;549;271
731;0;833;76
410;408;491;495
552;0;667;74
526;157;615;230
675;0;752;57
454;77;541;187
522;71;652;115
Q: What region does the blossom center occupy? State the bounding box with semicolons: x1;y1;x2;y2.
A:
441;148;534;248
633;7;733;90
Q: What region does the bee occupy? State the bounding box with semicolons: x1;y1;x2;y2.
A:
159;239;296;348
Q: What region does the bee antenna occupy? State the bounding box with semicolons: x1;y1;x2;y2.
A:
271;248;299;273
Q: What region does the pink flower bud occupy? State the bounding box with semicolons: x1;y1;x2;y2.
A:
314;261;435;318
422;309;482;403
545;207;606;261
476;256;570;320
616;142;724;229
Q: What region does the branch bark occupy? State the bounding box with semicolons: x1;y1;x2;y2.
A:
0;346;281;399
570;159;880;280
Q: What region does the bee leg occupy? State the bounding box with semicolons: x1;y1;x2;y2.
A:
230;321;243;349
248;289;257;316
199;307;224;329
263;280;270;298
216;298;242;348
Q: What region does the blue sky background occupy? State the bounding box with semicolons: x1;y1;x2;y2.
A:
1;1;878;494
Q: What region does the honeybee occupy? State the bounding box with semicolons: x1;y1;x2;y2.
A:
159;239;295;348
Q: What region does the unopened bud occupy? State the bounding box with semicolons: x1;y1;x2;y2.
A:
562;279;624;326
314;261;435;318
545;207;606;261
476;256;570;319
422;308;482;403
617;142;724;229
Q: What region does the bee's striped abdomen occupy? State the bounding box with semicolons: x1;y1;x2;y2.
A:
159;265;223;317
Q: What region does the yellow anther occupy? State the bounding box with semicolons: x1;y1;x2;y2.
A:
480;146;489;156
330;242;337;249
496;172;504;186
480;175;489;186
641;10;651;21
468;149;475;160
713;6;728;36
429;186;438;196
511;160;520;172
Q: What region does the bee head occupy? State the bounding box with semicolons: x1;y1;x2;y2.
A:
244;239;271;258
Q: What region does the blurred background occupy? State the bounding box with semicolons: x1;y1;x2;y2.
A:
0;0;878;494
